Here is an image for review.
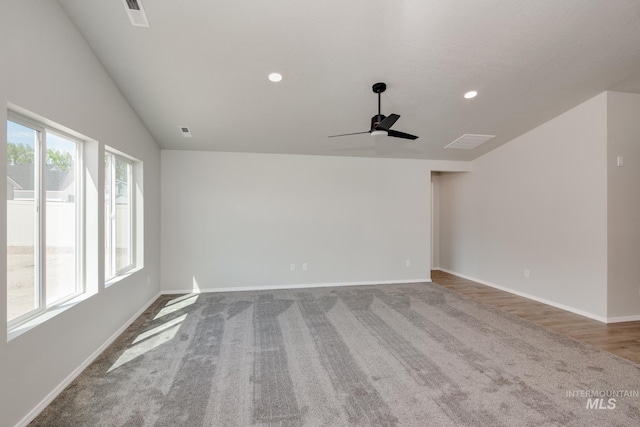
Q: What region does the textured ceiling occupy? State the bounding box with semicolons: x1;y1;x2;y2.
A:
58;0;640;160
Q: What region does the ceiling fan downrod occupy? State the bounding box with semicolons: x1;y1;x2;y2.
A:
373;82;386;118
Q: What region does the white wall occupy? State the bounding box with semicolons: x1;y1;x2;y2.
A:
161;150;470;292
0;2;161;426
607;91;640;319
439;93;609;319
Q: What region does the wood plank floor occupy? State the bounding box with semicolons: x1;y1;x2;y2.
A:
431;270;640;364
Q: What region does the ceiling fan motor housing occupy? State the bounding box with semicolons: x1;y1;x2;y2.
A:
371;114;386;130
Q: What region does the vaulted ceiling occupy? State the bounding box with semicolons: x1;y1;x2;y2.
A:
58;0;640;160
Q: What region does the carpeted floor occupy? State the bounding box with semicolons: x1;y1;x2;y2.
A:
32;282;640;426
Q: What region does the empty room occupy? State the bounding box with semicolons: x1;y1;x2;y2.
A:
2;1;640;426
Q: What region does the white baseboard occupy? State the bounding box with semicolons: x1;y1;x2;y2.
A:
15;292;162;427
434;268;609;323
162;278;431;295
606;315;640;323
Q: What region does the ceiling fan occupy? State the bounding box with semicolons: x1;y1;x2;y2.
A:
328;82;419;140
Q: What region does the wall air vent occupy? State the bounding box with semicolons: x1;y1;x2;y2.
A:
179;126;193;137
444;134;495;150
122;0;150;27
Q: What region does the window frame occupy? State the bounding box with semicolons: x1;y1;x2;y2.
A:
104;150;135;281
7;112;85;330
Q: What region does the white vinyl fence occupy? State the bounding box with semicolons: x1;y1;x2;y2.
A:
7;200;129;247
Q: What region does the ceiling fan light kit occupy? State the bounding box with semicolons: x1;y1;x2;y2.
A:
328;82;419;140
371;130;388;137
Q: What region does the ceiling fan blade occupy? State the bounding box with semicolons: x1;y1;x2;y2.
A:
387;129;419;140
328;131;370;138
376;114;400;131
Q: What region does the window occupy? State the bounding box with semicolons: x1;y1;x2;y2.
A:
7;115;83;326
105;151;134;280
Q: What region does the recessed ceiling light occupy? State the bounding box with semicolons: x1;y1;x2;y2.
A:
464;90;478;99
268;73;283;83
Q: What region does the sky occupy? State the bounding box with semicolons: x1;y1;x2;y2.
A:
7;120;75;154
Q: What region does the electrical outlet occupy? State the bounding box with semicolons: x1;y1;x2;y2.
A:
290;263;296;271
524;269;530;279
302;263;308;271
405;259;411;267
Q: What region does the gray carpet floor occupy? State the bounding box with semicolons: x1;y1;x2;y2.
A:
32;282;640;426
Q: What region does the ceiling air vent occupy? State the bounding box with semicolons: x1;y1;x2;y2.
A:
179;126;193;138
122;0;150;27
444;134;495;150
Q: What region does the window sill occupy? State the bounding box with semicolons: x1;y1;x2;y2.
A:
7;290;97;342
105;266;142;288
